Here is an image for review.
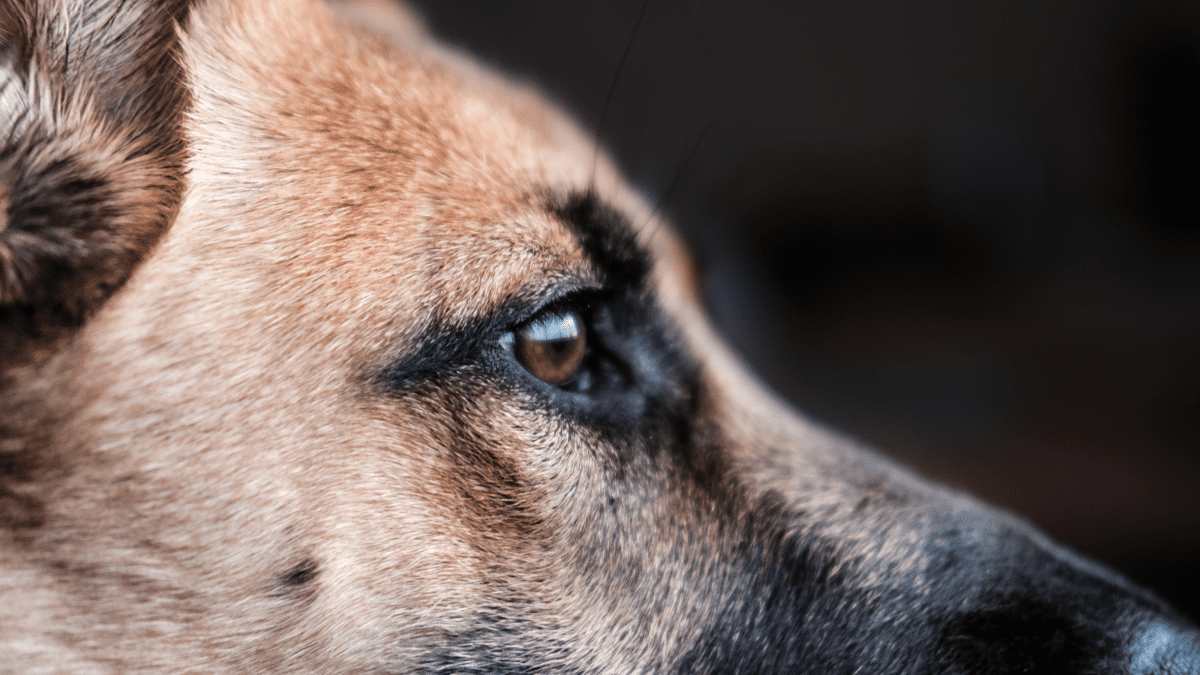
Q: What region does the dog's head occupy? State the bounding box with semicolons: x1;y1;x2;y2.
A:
2;0;1197;672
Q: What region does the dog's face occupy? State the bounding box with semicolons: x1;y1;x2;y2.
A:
1;0;1197;672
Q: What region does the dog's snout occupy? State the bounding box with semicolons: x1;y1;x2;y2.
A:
713;448;1200;675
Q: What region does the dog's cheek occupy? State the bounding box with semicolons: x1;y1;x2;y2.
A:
367;377;654;671
324;383;548;647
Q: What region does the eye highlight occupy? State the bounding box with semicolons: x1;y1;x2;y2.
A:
501;310;587;386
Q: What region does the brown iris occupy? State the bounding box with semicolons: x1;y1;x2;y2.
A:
504;310;587;385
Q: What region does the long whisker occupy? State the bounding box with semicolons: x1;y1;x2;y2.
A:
640;114;718;243
590;0;652;194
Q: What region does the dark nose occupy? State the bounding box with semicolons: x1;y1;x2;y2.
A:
1129;622;1200;674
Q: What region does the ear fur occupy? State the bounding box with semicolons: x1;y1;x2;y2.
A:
0;0;192;367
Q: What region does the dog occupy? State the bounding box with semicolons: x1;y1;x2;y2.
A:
1;0;1198;672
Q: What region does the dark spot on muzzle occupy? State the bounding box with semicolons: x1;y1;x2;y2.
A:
276;559;319;588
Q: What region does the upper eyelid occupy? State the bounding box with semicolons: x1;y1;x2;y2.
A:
500;281;603;332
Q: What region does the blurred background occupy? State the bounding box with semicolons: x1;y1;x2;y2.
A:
407;0;1200;618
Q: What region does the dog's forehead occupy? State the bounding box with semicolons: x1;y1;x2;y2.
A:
179;0;638;331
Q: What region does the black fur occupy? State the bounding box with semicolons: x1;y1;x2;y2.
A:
551;191;652;293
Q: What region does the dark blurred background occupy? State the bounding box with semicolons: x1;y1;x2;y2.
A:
407;0;1200;618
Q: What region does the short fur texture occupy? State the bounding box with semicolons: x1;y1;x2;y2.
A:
1;0;1198;673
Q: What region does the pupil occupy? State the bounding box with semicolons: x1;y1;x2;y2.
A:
546;338;573;356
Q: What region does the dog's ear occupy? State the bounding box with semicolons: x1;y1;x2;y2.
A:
1;0;192;367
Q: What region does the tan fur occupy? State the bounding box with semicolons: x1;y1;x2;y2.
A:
2;0;695;669
2;0;1196;672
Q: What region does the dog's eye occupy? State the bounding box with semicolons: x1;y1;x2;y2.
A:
501;310;587;386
